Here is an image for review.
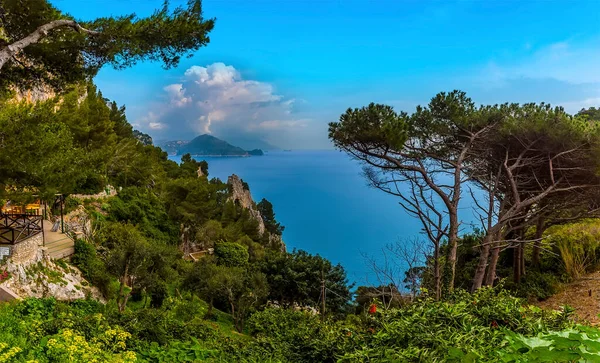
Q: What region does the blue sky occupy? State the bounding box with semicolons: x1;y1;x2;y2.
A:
52;0;600;149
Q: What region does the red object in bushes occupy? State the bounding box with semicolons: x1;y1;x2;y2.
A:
0;270;8;283
368;304;377;314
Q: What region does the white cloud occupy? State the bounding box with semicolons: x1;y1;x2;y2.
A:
467;38;600;113
478;39;600;85
149;122;166;130
560;97;600;113
136;62;306;149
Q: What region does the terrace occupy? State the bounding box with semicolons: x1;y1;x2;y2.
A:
0;202;44;245
0;196;73;259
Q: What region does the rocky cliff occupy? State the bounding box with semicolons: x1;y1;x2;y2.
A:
227;174;285;252
0;239;103;302
227;175;266;236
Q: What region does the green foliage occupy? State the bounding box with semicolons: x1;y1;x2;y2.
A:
259;249;353;315
72;239;115;298
0;0;215;90
195;219;223;250
184;259;268;332
0;98;81;200
329;102;409;151
498;325;600;362
257;198;284;235
246;287;576;363
248;308;341;362
547;220;600;280
214;242;249;267
107;186;178;243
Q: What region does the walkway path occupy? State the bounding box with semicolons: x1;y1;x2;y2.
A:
536;271;600;325
42;220;74;259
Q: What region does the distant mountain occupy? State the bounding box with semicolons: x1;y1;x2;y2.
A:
158;135;264;156
223;136;279;151
158;140;190;154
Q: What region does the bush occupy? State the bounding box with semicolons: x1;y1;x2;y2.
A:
507;271;562;301
247;308;341;362
72;239;115;298
214;242;249;267
547;220;600;280
246;286;575;362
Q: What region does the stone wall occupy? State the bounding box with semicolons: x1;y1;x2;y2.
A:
70;184;118;200
0;286;20;302
8;234;42;265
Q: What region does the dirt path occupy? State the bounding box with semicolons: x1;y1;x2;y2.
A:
536;271;600;325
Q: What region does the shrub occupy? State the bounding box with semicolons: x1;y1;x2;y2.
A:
214;242;249;267
72;239;114;298
246;286;575;362
547;220;600;280
498;325;600;362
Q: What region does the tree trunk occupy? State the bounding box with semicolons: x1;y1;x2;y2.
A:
485;243;500;286
513;244;522;284
434;241;441;301
532;217;545;268
204;297;214;319
117;261;130;313
230;299;241;333
122;287;132;312
472;235;492;292
447;209;459;292
520;243;526;278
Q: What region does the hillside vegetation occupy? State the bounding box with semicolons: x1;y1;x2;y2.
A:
4;1;600;362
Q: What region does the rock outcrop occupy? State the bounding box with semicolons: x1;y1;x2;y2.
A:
0;239;103;302
226;174;286;252
64;205;92;238
227;175;266;236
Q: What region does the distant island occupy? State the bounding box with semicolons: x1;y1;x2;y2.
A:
158;134;264;156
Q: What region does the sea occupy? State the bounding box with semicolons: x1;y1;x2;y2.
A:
169;150;477;286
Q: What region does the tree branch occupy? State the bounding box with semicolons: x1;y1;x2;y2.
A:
0;19;99;70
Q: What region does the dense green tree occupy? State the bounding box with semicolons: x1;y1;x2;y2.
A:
0;98;83;200
184;259;268;332
194;219;224;250
214;242;249;267
329;93;489;297
467;104;600;290
101;223;151;312
107;186;178;244
258;198;284;235
260;250;353;315
179;153;209;178
109;101;133;141
183;257;222;318
0;0;215;90
576;107;600;121
216;266;268;332
165;176;227;251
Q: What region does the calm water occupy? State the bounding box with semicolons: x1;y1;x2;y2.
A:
169;150;472;285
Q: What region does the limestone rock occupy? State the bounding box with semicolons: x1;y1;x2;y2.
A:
64;205;92;237
0;239;103;302
269;233;287;253
227;174;265;236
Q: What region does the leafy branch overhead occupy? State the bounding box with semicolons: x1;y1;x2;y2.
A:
0;0;215;89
